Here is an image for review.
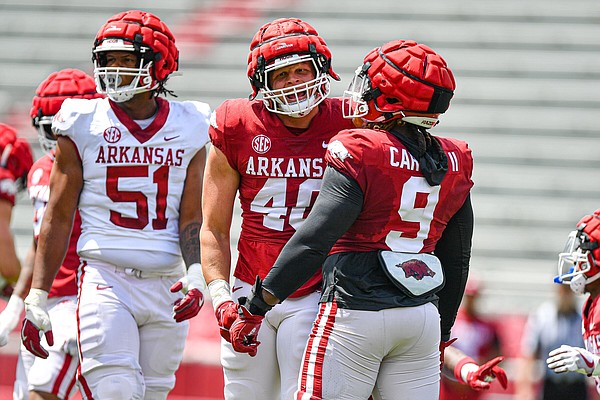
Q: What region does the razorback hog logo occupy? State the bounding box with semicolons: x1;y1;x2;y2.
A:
398;259;436;280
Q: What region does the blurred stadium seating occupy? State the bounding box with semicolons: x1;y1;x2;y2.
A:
1;0;600;398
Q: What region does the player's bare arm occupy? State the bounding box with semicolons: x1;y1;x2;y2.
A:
179;148;206;266
0;199;21;282
11;240;34;300
32;136;82;292
169;148;208;322
200;145;240;284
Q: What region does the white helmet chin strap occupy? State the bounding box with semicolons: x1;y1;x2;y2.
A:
570;275;586;295
569;271;600;295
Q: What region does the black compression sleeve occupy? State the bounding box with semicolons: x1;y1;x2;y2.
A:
262;166;363;301
434;194;474;341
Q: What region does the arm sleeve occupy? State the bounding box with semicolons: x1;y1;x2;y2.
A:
263;165;363;301
434;194;474;341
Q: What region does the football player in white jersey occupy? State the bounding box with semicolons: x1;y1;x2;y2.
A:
20;10;211;400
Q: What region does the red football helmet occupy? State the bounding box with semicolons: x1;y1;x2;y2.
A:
343;40;455;128
31;68;103;154
92;10;179;102
0;123;33;192
247;18;339;118
556;210;600;294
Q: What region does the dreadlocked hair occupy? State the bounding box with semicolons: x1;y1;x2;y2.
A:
154;82;178;98
384;119;449;186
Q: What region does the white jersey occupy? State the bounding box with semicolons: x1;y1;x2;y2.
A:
53;97;210;272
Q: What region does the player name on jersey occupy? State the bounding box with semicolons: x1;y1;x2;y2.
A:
245;156;324;178
95;145;185;167
390;147;420;171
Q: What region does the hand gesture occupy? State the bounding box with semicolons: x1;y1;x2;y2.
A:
466;356;508;390
170;263;205;322
21;289;53;358
547;345;599;376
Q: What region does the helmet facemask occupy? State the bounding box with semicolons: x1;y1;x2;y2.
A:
33;113;56;154
556;230;600;294
342;64;371;120
94;45;157;103
261;54;330;118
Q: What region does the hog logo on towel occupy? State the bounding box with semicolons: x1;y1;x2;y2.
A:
398;259;436;281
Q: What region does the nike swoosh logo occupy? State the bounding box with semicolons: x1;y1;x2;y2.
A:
579;350;595;368
232;286;243;293
322;141;329;148
96;284;113;290
164;136;180;141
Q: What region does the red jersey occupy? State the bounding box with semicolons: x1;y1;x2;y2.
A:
28;153;80;297
209;98;354;297
582;294;600;394
325;128;473;254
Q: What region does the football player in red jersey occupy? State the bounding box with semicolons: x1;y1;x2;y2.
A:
20;10;210;399
0;123;33;294
547;209;600;395
200;17;354;399
225;40;477;399
0;68;101;400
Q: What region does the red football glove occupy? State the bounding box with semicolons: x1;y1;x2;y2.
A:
229;305;264;357
171;288;203;322
215;300;239;342
457;356;508;391
170;263;205;322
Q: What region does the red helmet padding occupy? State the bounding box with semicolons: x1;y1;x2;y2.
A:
0;123;33;182
577;211;600;266
363;40;455;116
247;17;338;97
94;10;179;83
30;68;102;120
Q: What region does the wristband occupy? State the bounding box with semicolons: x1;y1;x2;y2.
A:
186;263;208;291
454;356;477;384
208;279;232;309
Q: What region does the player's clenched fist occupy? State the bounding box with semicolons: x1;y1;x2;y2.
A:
21;288;53;358
229;304;264;357
228;276;274;356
